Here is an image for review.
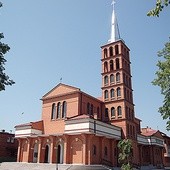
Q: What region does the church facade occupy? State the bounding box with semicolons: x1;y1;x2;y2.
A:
15;2;170;168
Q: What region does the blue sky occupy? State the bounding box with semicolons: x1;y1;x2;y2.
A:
0;0;170;135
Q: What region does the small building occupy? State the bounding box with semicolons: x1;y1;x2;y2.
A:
0;130;18;163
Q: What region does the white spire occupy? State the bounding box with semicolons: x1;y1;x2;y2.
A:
108;0;120;43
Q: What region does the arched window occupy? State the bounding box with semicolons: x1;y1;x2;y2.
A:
109;46;113;56
130;125;132;135
91;104;93;116
104;62;108;72
127;90;129;101
104;90;108;99
104;146;108;156
115;45;119;55
110;60;114;71
130;92;132;102
56;102;61;119
87;103;90;115
104;75;108;85
117;106;122;117
117;87;121;97
124;88;127;99
105;108;108;118
92;145;96;155
126;106;129;119
110;74;114;83
129;78;131;88
123;73;125;83
116;58;120;69
51;103;56;120
116;72;120;82
111;107;115;117
129;108;131;119
62;101;67;118
110;89;115;98
104;48;108;58
126;75;128;86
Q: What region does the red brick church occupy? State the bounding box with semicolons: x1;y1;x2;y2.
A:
15;1;170;168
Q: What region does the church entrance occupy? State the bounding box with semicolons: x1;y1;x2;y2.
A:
57;144;63;164
44;145;50;163
33;143;38;163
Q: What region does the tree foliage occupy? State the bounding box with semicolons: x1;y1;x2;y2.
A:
0;3;15;91
152;39;170;130
147;0;170;17
118;139;133;170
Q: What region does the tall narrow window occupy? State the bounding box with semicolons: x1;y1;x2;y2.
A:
104;75;108;85
116;58;120;69
104;90;108;99
110;74;114;83
97;107;100;118
115;45;119;55
110;89;115;98
62;101;67;118
105;108;108;118
104;146;108;156
117;106;122;117
124;88;127;99
110;60;114;71
91;104;93;116
126;106;129;119
87;103;90;115
57;102;61;119
117;87;121;97
51;103;56;120
104;62;108;73
111;107;115;117
104;48;108;58
116;72;120;82
109;46;113;56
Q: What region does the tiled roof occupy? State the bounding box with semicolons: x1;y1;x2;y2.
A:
141;128;157;136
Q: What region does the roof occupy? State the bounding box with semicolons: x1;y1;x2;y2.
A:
42;83;80;100
15;122;32;128
15;120;43;131
141;129;157;136
66;114;91;121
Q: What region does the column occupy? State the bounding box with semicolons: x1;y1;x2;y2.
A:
63;135;68;164
37;137;43;163
17;139;21;162
49;136;54;163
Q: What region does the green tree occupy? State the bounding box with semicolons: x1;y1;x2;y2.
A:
0;3;15;91
152;39;170;130
118;139;133;170
147;0;170;17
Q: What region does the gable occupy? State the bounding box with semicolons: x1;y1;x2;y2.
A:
154;131;164;139
42;83;80;99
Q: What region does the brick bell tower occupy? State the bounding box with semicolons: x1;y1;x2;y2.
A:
101;1;140;140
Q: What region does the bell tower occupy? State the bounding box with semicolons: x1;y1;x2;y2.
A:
101;1;140;139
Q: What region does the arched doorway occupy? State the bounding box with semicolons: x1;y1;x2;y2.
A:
56;143;64;164
33;143;38;163
44;145;50;163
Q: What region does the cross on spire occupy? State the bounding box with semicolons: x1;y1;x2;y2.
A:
108;0;120;43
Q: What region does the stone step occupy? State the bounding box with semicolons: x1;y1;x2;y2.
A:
0;162;112;170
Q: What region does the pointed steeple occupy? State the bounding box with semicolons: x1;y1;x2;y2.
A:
108;0;120;43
